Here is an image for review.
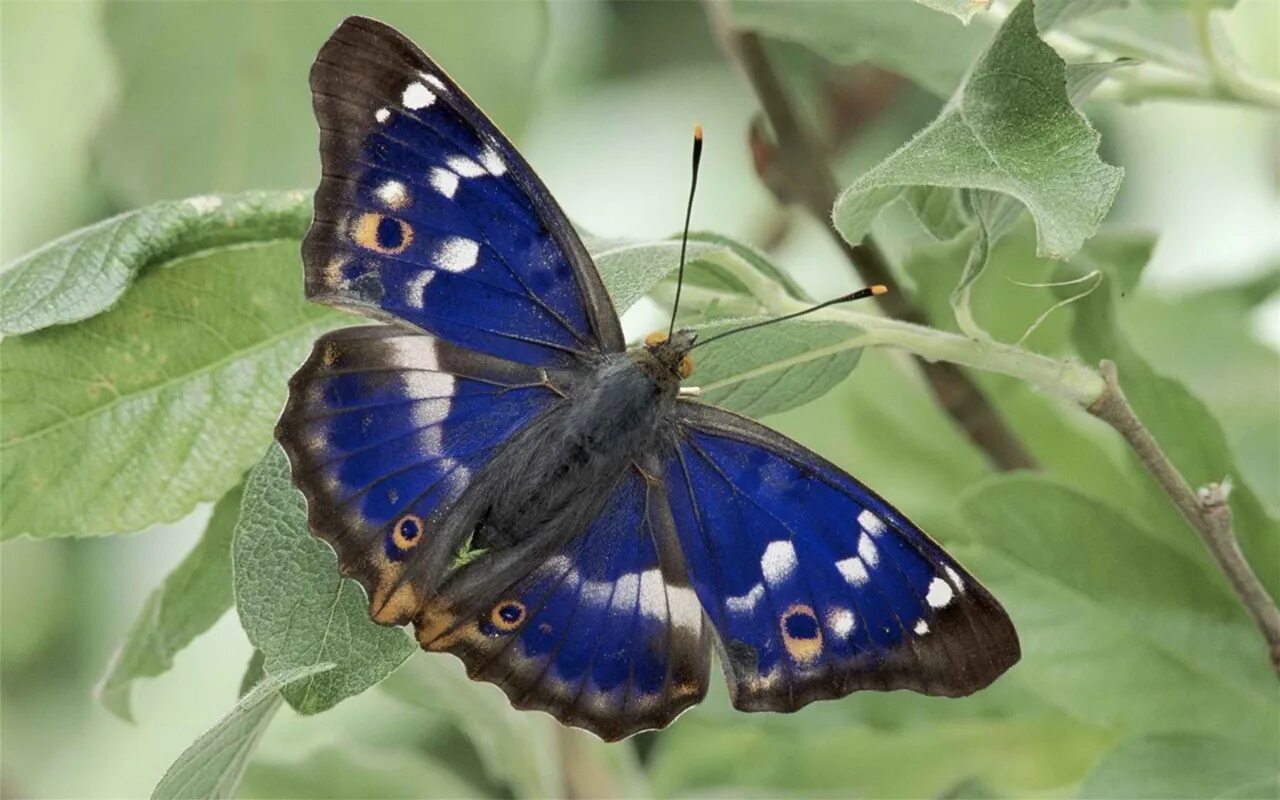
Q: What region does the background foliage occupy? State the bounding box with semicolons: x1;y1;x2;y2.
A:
2;1;1278;798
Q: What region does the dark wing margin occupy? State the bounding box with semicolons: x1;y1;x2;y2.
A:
305;16;624;361
411;462;713;741
667;401;1020;711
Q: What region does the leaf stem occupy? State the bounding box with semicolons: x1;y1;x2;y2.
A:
704;0;1039;472
1088;361;1280;676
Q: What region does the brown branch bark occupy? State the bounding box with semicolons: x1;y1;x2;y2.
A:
706;7;1038;472
1089;361;1280;675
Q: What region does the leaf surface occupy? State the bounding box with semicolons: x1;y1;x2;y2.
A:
833;0;1123;261
0;240;343;540
232;445;416;715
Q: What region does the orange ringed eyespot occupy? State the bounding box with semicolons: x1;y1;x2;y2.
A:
490;600;526;632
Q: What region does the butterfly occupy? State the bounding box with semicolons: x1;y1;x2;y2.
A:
277;16;1020;742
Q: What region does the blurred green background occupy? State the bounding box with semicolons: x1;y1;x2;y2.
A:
2;1;1278;798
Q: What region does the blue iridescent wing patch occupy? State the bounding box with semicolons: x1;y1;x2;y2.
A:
666;403;1020;710
415;467;712;741
304;17;623;366
276;325;559;623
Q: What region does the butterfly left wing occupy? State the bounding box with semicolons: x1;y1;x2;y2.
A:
666;403;1020;712
414;465;713;742
305;16;623;366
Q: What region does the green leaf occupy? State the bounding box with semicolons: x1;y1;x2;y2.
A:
379;658;563;798
915;0;992;24
151;663;334;800
0;239;343;540
232;445;416;714
729;0;992;97
242;743;487;800
1079;734;1280;799
0;191;310;335
650;714;1111;798
833;0;1124;261
96;3;546;205
1064;250;1280;596
98;483;246;721
1035;0;1128;30
692;318;865;418
592;239;724;316
959;476;1280;744
381;658;651;799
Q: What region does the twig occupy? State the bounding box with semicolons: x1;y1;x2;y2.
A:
704;3;1038;472
1089;361;1280;675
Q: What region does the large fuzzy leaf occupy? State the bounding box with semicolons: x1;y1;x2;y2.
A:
232;445;415;715
833;0;1123;261
0;240;343;540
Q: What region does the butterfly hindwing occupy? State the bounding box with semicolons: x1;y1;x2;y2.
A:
414;466;712;741
305;16;624;366
666;403;1020;711
276;325;561;623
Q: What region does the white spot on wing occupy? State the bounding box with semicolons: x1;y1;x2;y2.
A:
376;180;409;209
726;583;764;613
402;81;436;110
409;397;452;427
857;533;879;568
944;565;966;592
429;167;459;199
914;619;930;635
434;237;479;272
375;107;391;123
404;270;435;309
479;147;507;176
761;540;797;585
385;336;440;370
401;371;455;401
858;510;887;536
926;577;954;609
836;556;869;586
420;72;447;92
446;155;486;178
638;569;666;619
668;585;702;632
828;608;855;636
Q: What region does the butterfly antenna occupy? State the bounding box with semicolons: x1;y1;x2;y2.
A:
668;123;704;338
692;285;887;349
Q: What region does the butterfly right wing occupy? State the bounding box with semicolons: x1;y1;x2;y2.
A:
665;402;1020;711
276;324;561;622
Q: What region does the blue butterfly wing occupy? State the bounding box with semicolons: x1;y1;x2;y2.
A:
276;325;560;623
304;17;623;366
666;403;1019;710
416;466;712;741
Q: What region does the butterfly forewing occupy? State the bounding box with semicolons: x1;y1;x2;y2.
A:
305;16;623;365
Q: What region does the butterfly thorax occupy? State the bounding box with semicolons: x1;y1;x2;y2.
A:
463;350;678;553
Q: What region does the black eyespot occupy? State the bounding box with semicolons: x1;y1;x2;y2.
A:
398;517;420;540
376;215;404;250
784;610;819;640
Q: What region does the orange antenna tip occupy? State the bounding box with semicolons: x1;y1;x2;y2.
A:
870;284;888;296
693;123;704;140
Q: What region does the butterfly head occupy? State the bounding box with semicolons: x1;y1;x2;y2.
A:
644;329;696;380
